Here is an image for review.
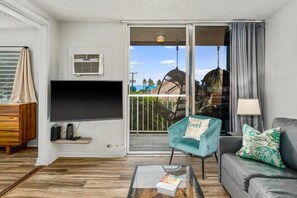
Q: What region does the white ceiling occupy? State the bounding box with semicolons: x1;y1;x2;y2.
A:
0;11;34;29
27;0;295;22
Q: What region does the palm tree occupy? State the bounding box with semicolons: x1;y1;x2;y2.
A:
156;79;161;86
148;78;154;86
142;79;147;90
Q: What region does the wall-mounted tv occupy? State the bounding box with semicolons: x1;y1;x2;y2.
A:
50;80;123;122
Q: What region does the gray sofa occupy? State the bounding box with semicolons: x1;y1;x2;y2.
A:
218;117;297;198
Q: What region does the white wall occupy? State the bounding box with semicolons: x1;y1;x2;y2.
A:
46;19;60;164
265;0;297;127
0;28;39;146
52;22;127;157
0;29;39;96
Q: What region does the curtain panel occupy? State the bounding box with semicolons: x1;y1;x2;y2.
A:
230;22;265;132
10;48;37;103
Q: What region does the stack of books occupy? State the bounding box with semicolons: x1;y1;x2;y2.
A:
156;173;183;196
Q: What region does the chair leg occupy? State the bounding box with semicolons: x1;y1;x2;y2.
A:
169;148;175;165
202;157;205;180
214;152;218;163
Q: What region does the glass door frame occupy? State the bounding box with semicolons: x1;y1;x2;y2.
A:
126;24;191;155
190;23;230;115
125;23;230;155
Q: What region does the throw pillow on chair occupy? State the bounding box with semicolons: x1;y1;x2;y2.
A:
184;117;210;141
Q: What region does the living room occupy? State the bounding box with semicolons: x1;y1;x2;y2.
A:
0;0;297;197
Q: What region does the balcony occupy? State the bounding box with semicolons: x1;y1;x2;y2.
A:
129;95;185;152
128;94;229;152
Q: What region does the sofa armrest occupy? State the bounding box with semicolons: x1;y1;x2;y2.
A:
218;136;243;182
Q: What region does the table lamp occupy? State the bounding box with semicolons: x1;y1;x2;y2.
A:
237;98;261;130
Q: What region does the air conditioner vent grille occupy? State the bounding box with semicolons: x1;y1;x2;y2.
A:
74;54;87;59
74;62;100;73
87;54;100;59
73;53;104;76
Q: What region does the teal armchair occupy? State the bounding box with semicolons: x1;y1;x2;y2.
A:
168;115;222;179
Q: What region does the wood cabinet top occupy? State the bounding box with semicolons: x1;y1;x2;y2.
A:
0;102;36;106
0;103;36;116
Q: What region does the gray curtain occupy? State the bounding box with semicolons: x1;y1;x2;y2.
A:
230;22;265;132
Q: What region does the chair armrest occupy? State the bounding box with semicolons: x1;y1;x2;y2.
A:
199;119;222;156
218;136;243;182
200;120;221;138
167;117;188;146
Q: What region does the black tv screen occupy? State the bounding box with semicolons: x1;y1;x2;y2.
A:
50;80;123;121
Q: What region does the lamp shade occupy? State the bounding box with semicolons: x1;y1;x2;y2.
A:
237;99;261;115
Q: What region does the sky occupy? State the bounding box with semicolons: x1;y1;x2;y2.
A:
130;45;227;87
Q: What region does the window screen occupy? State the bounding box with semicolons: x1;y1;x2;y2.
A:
0;50;20;101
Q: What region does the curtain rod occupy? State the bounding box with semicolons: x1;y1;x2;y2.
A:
121;20;264;24
0;46;28;49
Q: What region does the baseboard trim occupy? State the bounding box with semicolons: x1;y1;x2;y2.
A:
35;153;59;166
27;144;38;147
48;153;59;165
27;140;38;147
58;151;125;158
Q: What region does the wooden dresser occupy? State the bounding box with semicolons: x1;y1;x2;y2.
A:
0;103;36;154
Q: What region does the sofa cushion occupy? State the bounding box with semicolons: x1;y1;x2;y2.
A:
221;153;297;191
272;118;297;170
248;178;297;198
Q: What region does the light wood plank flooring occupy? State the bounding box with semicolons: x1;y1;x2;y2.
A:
0;147;37;193
3;154;230;198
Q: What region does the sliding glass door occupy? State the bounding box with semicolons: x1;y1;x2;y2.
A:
127;24;231;154
192;25;230;135
128;26;189;153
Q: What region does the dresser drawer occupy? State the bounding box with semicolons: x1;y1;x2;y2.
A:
0;105;19;115
0;103;35;154
0;116;19;131
0;131;20;145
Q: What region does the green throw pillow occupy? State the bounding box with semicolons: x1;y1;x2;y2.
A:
236;124;285;168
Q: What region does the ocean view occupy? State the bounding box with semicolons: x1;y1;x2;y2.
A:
133;85;157;91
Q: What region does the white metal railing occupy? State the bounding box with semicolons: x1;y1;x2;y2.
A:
129;95;186;134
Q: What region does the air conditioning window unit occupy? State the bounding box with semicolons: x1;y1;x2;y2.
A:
73;54;104;76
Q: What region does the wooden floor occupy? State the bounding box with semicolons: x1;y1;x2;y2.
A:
3;152;230;198
0;147;37;193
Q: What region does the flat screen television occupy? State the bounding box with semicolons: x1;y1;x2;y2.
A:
50;80;123;121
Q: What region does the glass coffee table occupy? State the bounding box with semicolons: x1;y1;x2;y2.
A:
127;165;204;198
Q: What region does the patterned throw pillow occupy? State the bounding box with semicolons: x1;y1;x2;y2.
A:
184;117;210;141
236;124;285;168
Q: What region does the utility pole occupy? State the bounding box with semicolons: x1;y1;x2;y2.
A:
130;72;138;88
217;46;220;68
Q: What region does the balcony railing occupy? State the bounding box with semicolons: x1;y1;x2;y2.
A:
129;95;186;134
